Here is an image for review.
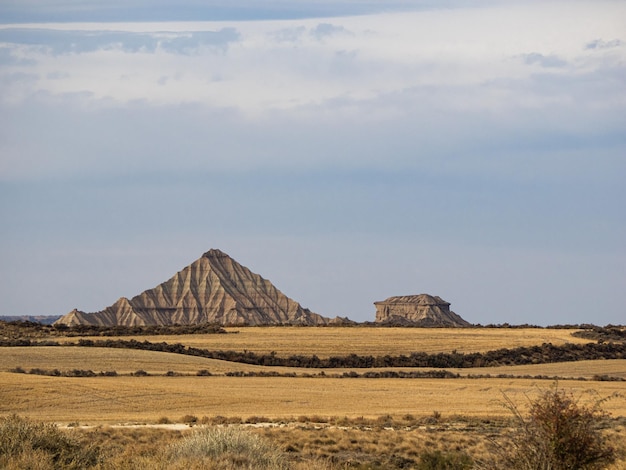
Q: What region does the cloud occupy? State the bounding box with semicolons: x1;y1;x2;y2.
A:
0;0;443;23
1;1;625;326
0;28;241;55
158;29;241;54
520;52;568;68
310;23;351;40
270;26;307;43
0;46;36;65
585;38;623;50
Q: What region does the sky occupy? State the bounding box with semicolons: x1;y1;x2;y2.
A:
0;1;624;326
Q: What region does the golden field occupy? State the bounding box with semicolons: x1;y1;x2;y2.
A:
1;326;625;469
2;372;626;424
1;327;624;425
57;326;593;357
1;346;625;379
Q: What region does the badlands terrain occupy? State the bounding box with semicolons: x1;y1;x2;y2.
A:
1;321;625;468
2;251;625;468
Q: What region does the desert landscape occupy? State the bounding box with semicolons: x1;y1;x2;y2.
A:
2;320;625;468
1;250;626;468
3;0;624;467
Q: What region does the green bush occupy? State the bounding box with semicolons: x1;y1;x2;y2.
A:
0;414;99;469
490;385;619;470
166;426;289;469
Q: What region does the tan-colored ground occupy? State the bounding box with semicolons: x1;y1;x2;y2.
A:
1;346;625;379
1;327;624;426
2;326;625;469
2;371;625;425
57;326;591;357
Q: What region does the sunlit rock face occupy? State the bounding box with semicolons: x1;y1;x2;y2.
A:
374;294;470;327
55;249;328;327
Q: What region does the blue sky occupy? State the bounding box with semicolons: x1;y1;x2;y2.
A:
1;1;625;325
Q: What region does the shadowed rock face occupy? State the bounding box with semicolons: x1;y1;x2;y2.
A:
55;249;329;326
374;294;470;327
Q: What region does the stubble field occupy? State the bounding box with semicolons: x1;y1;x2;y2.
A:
1;325;625;469
1;327;624;422
55;326;593;356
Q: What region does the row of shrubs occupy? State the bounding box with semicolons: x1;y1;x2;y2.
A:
9;367;118;377
3;336;626;368
10;365;624;382
3;319;624;340
69;337;626;368
572;325;626;342
0;320;228;339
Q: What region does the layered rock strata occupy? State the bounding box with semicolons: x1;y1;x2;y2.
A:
55;249;329;326
374;294;470;326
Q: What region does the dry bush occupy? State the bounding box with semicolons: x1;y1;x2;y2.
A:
483;385;621;469
180;414;198;424
417;449;473;469
0;414;99;469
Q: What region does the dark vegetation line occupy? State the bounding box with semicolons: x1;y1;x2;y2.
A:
8;366;624;381
2;336;625;369
0;320;228;338
76;338;626;368
2;320;625;340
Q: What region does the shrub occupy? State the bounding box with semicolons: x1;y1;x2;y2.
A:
0;414;99;469
417;450;473;469
180;415;198;424
166;426;289;469
489;384;619;470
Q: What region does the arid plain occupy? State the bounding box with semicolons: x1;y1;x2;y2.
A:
2;325;625;469
2;326;625;422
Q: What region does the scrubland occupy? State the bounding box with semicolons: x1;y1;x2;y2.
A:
1;324;625;469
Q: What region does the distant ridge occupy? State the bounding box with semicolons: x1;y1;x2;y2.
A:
55;249;329;327
0;315;61;325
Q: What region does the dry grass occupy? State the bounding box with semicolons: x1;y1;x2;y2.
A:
2;372;625;425
56;326;591;357
1;326;624;468
1;346;624;380
65;420;626;470
0;346;239;375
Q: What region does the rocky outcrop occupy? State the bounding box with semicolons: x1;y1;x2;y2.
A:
55;249;329;327
374;294;470;327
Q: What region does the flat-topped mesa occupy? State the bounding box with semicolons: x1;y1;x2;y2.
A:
374;294;470;327
55;249;330;327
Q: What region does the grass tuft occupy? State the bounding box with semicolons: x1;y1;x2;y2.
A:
166;426;289;469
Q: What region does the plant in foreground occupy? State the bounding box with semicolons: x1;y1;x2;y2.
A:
166;426;289;469
417;449;473;469
485;384;620;470
0;414;99;469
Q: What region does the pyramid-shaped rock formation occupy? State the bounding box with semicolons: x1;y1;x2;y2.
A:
374;294;470;326
55;249;329;326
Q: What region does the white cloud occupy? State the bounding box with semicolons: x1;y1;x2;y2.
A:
1;1;625;325
520;52;568;68
0;2;623;119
